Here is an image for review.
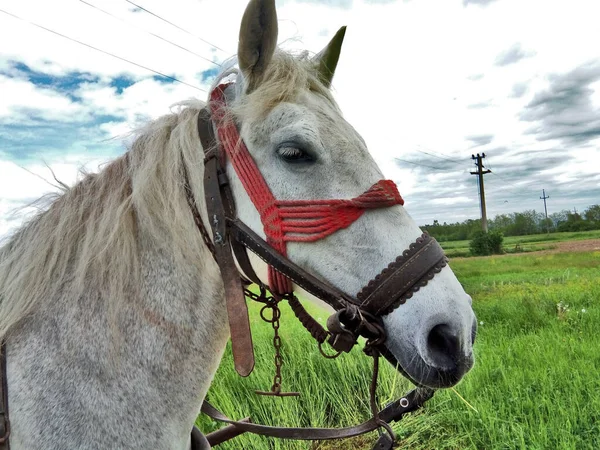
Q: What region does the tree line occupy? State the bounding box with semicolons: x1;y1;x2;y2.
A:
422;204;600;242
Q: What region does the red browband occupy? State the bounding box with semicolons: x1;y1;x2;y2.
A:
209;84;404;294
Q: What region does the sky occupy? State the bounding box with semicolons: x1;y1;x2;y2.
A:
1;0;599;240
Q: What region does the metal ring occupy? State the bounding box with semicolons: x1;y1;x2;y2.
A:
259;304;280;323
318;339;343;359
399;397;409;408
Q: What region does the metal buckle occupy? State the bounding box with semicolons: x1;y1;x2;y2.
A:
0;413;10;444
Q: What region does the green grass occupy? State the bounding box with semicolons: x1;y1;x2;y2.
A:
198;249;600;449
440;229;600;257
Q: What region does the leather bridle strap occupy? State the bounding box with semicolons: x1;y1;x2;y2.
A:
230;220;351;311
201;387;434;445
0;342;9;450
230;220;447;320
198;108;255;377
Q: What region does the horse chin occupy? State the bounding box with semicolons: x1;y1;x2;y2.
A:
380;344;474;389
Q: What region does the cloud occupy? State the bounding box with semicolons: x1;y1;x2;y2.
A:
200;67;220;83
407;144;600;225
502;148;575;172
296;0;353;8
467;100;493;109
0;64;192;163
495;43;536;67
1;0;600;232
4;61;99;97
510;81;528;98
430;196;472;206
463;0;498;6
467;73;484;81
520;60;600;144
0;157;113;240
466;134;494;146
0;74;92;125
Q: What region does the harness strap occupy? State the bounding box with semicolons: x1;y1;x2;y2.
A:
0;342;10;450
201;387;434;444
199;109;255;377
220;178;263;287
230;219;448;320
230;219;351;311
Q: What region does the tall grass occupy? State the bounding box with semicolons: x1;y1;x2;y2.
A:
198;250;600;449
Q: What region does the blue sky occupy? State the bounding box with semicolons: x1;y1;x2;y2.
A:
1;0;600;239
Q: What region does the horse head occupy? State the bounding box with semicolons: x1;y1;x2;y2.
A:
217;0;477;389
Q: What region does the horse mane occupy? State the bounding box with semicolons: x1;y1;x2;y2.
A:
225;50;337;121
0;51;334;340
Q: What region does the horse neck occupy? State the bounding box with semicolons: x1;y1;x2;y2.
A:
129;139;231;400
4;110;232;449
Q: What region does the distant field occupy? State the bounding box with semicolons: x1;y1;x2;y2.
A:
441;229;600;257
197;242;600;449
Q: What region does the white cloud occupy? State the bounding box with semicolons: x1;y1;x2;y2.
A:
0;157;112;238
430;196;472;206
0;75;86;123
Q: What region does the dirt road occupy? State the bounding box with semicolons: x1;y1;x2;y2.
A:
540;238;600;254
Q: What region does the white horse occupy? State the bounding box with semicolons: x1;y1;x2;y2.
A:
0;0;476;448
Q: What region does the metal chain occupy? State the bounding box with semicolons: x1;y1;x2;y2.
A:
270;300;284;393
250;287;300;397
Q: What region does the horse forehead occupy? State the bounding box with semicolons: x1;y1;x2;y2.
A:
257;98;360;145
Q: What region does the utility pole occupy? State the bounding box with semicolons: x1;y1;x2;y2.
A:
471;153;491;232
540;189;550;234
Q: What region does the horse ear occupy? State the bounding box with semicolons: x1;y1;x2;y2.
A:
314;26;347;88
238;0;278;94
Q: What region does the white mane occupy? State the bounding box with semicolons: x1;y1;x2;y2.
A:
0;51;332;341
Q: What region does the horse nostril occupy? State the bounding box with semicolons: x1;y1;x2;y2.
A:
427;324;460;370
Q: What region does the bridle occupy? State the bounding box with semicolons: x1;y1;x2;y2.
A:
188;83;448;448
0;82;448;450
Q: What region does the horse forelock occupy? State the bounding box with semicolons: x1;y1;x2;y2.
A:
219;50;338;122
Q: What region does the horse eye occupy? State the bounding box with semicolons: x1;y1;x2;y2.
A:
277;146;315;163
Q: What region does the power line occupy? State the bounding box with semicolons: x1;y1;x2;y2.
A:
414;148;464;166
0;8;206;93
80;0;221;67
484;153;539;196
487;164;541;199
124;0;229;54
394;158;447;171
415;145;465;165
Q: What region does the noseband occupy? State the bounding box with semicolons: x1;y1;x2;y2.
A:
185;83;448;448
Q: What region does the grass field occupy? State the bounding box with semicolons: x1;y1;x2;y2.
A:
440;229;600;257
197;238;600;449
